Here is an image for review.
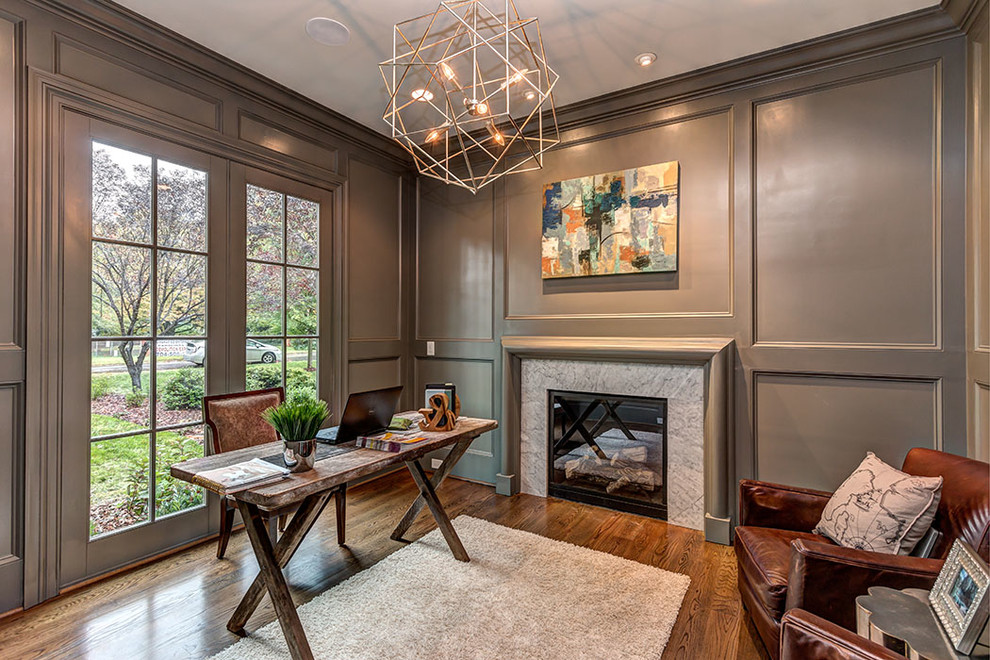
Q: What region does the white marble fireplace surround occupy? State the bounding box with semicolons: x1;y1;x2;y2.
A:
521;360;705;530
500;336;736;544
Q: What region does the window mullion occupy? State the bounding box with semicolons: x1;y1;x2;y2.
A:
148;155;159;524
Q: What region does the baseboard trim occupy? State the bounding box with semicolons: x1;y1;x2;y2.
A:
705;513;733;545
495;472;518;496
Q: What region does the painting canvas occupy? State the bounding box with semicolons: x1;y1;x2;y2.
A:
541;161;679;278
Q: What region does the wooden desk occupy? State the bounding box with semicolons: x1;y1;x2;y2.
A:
171;415;498;660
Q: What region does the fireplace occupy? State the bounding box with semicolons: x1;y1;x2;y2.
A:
548;390;668;519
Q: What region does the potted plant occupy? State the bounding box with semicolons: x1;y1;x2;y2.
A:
261;397;330;472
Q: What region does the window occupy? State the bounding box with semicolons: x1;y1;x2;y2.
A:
245;184;319;400
89;142;208;537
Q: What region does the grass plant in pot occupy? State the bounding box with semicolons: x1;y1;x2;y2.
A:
261;397;330;473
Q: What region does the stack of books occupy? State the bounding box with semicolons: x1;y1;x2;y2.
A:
191;458;290;495
356;431;427;453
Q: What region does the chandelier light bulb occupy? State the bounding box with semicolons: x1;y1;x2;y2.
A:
425;126;446;144
525;91;536;101
500;68;529;89
438;62;456;81
487;121;505;145
464;98;490;116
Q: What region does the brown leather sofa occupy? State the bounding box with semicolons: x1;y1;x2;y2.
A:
780;609;904;660
734;448;990;659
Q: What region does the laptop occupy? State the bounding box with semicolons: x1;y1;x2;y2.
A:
316;386;403;445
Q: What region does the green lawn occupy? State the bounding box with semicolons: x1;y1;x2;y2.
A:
90;414;204;532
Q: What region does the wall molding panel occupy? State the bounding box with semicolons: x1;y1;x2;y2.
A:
54;34;221;130
752;61;943;349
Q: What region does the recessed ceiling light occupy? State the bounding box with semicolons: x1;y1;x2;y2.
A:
306;17;350;46
525;91;536;101
635;52;657;67
411;88;434;102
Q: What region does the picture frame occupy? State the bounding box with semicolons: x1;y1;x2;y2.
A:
929;538;990;654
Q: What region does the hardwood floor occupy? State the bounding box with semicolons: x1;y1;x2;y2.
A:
0;471;770;659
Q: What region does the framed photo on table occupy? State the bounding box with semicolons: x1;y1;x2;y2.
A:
930;539;990;654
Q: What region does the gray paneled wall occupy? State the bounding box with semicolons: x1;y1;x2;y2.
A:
0;13;23;614
346;158;415;410
415;33;971;493
754;66;938;348
966;3;990;461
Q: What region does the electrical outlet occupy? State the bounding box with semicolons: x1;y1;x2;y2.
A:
431;458;443;469
426;340;435;356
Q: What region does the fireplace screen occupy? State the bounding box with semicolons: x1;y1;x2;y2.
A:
547;390;667;518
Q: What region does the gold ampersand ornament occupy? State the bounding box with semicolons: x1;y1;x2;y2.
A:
418;392;460;432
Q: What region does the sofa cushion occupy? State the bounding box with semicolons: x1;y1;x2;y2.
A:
735;526;831;618
815;452;943;555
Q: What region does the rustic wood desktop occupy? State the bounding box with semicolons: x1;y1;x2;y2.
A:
171;415;498;660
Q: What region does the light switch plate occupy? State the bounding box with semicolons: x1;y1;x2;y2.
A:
431;458;443;469
426;341;435;356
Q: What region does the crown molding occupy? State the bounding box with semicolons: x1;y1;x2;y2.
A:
552;5;962;132
32;0;413;167
941;0;987;32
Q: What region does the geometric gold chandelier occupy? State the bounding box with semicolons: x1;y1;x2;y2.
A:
379;0;559;193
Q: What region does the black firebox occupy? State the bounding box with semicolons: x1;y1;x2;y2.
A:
547;390;667;519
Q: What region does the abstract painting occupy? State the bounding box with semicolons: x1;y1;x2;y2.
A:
541;161;679;278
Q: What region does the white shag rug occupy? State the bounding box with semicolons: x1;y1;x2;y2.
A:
211;516;690;660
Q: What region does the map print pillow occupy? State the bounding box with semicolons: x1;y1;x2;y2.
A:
815;452;942;555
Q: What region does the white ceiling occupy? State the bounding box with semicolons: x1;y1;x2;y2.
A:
114;0;937;134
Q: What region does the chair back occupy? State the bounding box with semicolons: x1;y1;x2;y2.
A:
204;387;284;454
902;448;990;562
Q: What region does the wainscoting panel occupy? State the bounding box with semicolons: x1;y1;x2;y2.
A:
755;373;940;491
503;109;732;320
348;358;402;394
0;386;18;566
976;383;989;463
417;183;494;341
347;159;402;342
55;37;220;130
238;113;337;172
754;65;940;348
0;13;22;614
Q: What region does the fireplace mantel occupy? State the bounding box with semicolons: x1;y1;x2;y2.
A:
499;336;736;544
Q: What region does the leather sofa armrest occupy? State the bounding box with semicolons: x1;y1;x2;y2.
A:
780;609;904;660
738;479;833;532
785;539;943;631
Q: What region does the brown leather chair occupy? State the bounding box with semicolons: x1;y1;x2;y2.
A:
735;448;990;659
780;609;904;660
204;387;346;558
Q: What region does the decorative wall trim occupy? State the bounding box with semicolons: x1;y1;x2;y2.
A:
751;59;944;350
53;33;221;131
238;111;338;173
751;371;943;484
31;70;346;189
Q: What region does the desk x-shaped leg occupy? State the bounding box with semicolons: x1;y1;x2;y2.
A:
390;434;474;562
227;489;336;660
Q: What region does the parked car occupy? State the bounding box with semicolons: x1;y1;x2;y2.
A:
182;340;282;366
